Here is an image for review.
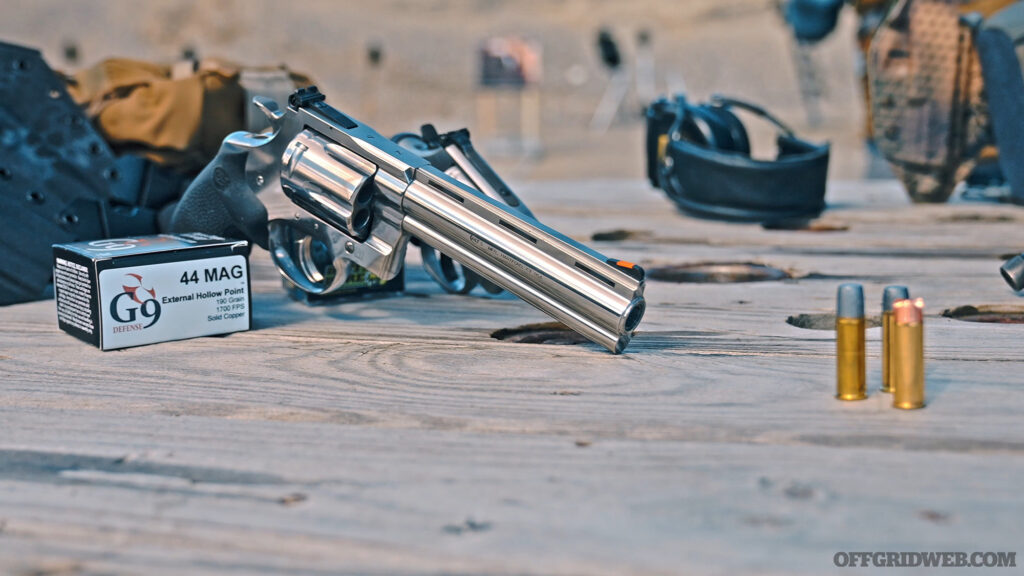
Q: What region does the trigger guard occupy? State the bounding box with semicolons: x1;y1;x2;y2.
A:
420;244;478;294
268;218;351;295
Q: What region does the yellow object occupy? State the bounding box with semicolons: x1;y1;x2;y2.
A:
836;317;867;401
892;299;926;410
881;310;894;393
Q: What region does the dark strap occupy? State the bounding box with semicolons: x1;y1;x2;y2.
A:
709;95;797;138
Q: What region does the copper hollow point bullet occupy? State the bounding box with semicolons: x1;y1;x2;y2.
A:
892;298;926;410
880;286;910;393
836;283;867;401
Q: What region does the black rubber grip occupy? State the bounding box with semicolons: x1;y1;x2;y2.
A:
169;138;269;249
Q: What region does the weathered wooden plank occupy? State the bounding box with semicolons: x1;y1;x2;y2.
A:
0;412;1022;575
1;179;1023;575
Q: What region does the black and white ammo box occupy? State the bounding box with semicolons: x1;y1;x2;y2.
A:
52;233;251;350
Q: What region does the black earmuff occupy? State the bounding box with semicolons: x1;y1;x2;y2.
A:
675;100;751;154
645;94;830;223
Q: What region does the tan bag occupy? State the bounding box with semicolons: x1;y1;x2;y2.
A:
66;58;311;172
864;0;1018;202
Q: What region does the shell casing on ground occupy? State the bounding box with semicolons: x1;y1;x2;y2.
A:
881;311;894;393
892;320;925;410
836;317;867;401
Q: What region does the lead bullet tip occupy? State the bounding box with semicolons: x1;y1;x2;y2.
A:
837;283;864;319
882;285;910;312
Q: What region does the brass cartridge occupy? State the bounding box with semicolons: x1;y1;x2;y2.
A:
881;286;910;393
836;284;867;401
892;298;925;410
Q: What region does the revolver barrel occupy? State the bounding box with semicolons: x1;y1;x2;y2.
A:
402;170;646;353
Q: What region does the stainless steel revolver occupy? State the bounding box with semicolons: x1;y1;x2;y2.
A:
173;87;646;353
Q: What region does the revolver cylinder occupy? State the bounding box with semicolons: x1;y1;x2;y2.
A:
281;129;377;240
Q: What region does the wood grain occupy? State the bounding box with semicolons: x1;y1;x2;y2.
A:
1;179;1023;575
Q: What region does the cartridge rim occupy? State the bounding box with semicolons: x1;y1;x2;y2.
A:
836;392;868;401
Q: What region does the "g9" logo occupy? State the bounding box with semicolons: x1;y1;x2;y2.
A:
110;273;161;328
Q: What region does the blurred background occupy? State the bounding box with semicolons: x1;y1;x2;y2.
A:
0;0;873;181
